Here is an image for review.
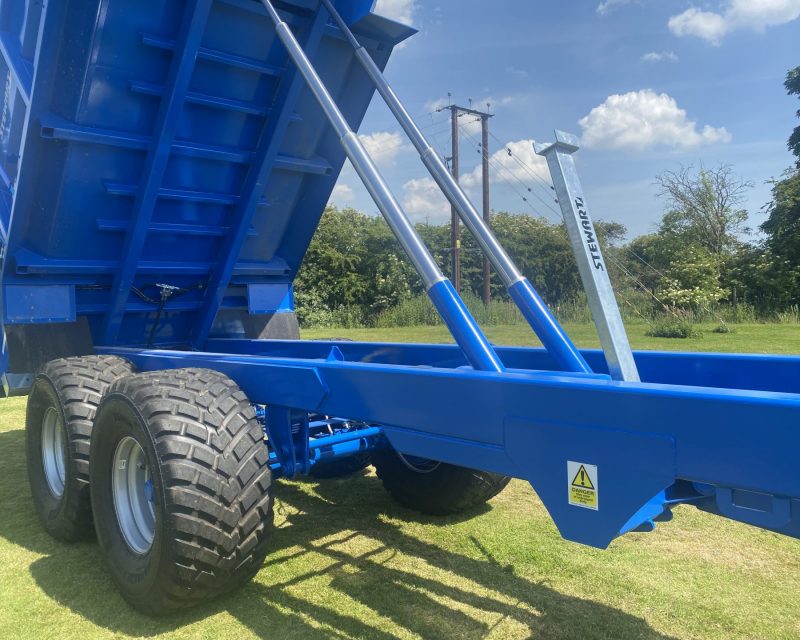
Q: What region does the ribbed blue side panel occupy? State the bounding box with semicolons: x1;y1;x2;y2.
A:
0;0;413;346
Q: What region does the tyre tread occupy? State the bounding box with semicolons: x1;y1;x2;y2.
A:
373;449;510;516
27;355;134;540
99;368;273;613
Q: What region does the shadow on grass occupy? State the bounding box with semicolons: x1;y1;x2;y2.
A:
0;428;677;639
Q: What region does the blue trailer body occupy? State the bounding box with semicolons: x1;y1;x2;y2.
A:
2;0;800;557
0;0;412;351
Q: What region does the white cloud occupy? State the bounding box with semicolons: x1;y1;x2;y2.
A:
402;177;450;223
402;139;551;222
597;0;636;15
505;66;528;78
578;89;731;151
668;0;800;44
641;50;678;63
484;96;513;109
668;8;729;43
458;112;484;136
461;139;550;189
373;0;417;24
330;183;354;203
425;97;450;113
728;0;800;28
358;131;408;166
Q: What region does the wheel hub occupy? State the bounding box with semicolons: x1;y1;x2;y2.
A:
41;407;67;497
112;437;156;554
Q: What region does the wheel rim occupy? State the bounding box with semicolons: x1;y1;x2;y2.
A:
112;437;156;554
41;407;67;497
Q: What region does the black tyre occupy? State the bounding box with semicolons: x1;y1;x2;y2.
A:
25;355;135;541
309;452;372;479
89;368;273;615
372;448;510;515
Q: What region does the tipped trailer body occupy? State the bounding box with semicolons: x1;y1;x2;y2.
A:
2;0;799;614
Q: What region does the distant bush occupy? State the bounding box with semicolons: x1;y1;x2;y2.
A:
645;318;701;339
712;323;734;334
374;295;440;327
300;305;366;329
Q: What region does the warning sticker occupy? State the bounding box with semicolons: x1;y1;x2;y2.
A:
568;461;598;510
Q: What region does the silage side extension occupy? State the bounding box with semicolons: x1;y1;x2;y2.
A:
1;0;799;615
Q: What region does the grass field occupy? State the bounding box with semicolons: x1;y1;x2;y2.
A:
1;322;799;639
303;320;800;354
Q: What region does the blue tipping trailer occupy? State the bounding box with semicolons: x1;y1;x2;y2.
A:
2;0;800;615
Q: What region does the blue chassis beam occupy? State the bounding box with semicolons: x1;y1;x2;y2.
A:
98;339;800;549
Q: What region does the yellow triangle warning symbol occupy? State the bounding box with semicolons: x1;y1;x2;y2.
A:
571;464;594;490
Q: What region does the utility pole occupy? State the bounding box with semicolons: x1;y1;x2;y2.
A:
446;103;493;298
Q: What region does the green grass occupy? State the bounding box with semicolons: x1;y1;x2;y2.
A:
304;320;800;354
1;323;799;639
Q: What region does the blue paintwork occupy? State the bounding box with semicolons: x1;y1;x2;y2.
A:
0;0;411;346
509;278;591;373
427;279;505;371
101;0;216;345
2;0;800;551
96;340;800;548
267;425;386;474
189;4;331;348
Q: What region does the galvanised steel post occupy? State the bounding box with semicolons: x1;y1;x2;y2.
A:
319;0;590;375
449;105;461;292
535;131;639;382
260;0;504;373
481;113;491;305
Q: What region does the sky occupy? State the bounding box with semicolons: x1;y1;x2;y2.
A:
328;0;799;239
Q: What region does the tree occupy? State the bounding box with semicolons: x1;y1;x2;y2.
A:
787;66;800;165
655;164;752;257
660;246;728;309
619;232;680;296
489;212;583;305
759;171;800;306
757;67;800;308
294;206;417;325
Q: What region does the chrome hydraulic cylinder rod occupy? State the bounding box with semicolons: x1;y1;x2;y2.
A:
319;0;590;375
535;131;639;382
261;0;504;372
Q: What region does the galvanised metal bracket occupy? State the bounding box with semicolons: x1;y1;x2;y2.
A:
535;131;639;382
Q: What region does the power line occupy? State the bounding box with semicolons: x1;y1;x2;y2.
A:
619;245;730;327
458;123;558;213
604;252;686;321
419;122;452;139
418;116;450;132
487;129;557;194
457;123;561;217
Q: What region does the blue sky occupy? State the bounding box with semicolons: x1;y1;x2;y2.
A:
329;0;799;239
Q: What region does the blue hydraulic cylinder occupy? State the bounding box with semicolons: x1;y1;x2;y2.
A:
509;279;591;373
319;0;589;374
429;280;506;372
267;426;385;476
